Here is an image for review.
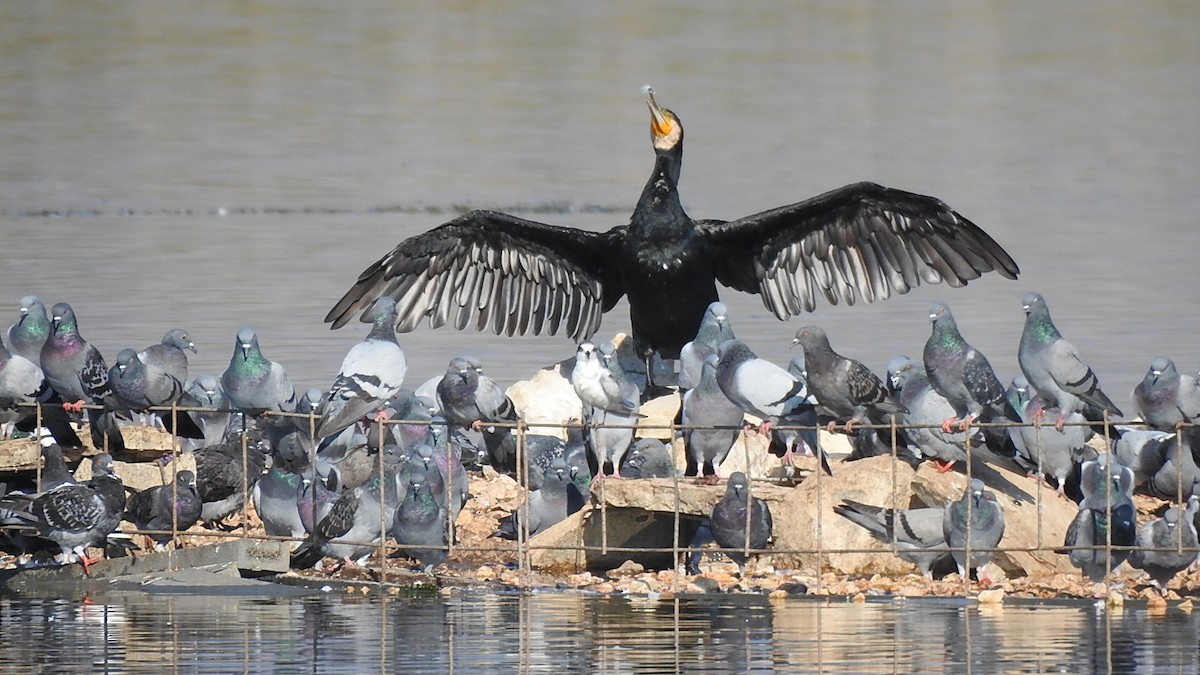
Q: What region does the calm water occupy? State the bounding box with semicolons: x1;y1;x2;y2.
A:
1;591;1198;673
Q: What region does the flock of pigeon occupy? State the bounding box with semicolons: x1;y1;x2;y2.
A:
1;285;1199;590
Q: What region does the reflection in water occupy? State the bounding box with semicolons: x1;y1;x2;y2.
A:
1;593;1198;673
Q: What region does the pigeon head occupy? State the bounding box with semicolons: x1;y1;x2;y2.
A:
49;302;77;335
196;375;220;394
727;471;749;498
114;348;140;375
17;295;43;322
928;302;952;324
177;470;197;489
886;355;916;393
790;325;831;352
444;357;479;386
299;387;324;414
234;328;259;359
92;453;115;476
368;297;398;325
1146;356;1175;382
162;328;197;354
1020;292;1046;317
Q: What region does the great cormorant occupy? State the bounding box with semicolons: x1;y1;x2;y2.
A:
326;91;1019;374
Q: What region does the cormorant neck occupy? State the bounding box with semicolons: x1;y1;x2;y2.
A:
633;146;688;236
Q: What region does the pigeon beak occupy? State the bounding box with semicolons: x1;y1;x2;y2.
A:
789;338;800;349
240;342;251;358
187;342;197;354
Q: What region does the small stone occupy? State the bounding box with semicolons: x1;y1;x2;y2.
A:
565;573;595;587
474;566;498;582
1177;599;1193;612
608;560;645;578
1106;591;1124;609
594;582;616;594
769;589;789;600
851;592;866;603
976;589;1005;605
627;579;653;595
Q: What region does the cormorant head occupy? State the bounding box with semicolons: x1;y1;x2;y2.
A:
645;86;682;152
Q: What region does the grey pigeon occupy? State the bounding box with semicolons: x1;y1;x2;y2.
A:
391;474;449;571
182;374;231;449
834;500;950;579
297;461;341;535
518;433;568;491
716;339;826;474
6;295;51;364
108;348;204;439
943;478;1005;581
290;444;403;569
619;438;675;478
1018;292;1122;430
678;301;735;391
252;461;307;543
0;333;83;447
888;355;973;471
315;297;407;440
436;356;519;474
427;417;471;521
681;353;744;482
38;444;77;491
572;341;639;417
709;471;773;576
923;302;1019;432
790;325;905;432
39;302;124;453
138;328;196;385
494;458;576;540
125;470;202;551
4;453;126;574
1008;379;1093;496
577;341;640;477
1111;425;1172;490
1129;496;1200;591
1062;454;1137;583
1147;425;1200;501
220;327;297;416
1132;357;1200;432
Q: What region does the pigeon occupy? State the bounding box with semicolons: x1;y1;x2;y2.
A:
834;500;950;579
315;297;407;440
1018;292;1122;431
1131;357;1200;432
4;453;126;573
38;303;126;453
709;471;773;576
0;333;83;447
365;389;434;452
1146;425;1200;501
297;461;341;535
790;325;905;432
220;327;297;416
678;301;735;391
681;354;744;482
494;458;576;540
619;438;675;478
1062;454;1137;583
6;295;51;364
193;426;269;527
108;348;204;439
290;444;403;569
1007;378;1093;496
943;478;1005;581
391;474;449;571
1129;496;1200;591
426;418;470;521
436;356;519;474
138;328;196;385
1111;426;1172;490
182;374;231;449
515;433;568;491
887;355;984;473
716;339;826;474
252;461;308;543
575;341;640;477
125;470;202;551
37;443;77;491
923;302;1019;433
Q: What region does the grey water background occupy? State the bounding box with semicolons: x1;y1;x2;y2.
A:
1;1;1199;671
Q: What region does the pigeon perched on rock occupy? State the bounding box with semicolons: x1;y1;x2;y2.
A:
716;339;825;474
0;333;83;447
138;328;196;385
834;500;951;579
253;460;308;543
39;303;124;453
193;426;269;527
681;354;744;482
437;356;519;474
220;328;297;416
1063;454;1137;583
1146;425;1200;501
888;355;978;472
1129;496;1199;592
790;325;905;432
923;302;1019;433
6;295;51;364
315;297;407;440
108;348;204;438
182;374;231;449
678;301;735;391
125;470;202;551
1110;425;1172;491
1018;292;1122;431
709;471;773;576
943;478;1005;581
3;453;126;574
576;341;640;477
494;458;578;540
391;474;449;572
1006;377;1093;496
572;341;639;417
619;438;675;478
1132;357;1200;432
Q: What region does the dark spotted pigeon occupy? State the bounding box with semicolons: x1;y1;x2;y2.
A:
790;325;905;432
1018;292;1122;431
1132;357;1200;432
193;426;269;527
316;297;407;440
923;302;1019;433
220;327;297;416
834;500;950;579
1129;496;1199;591
138;328;196;384
710;471;773;576
39;303;124;452
6;295;51;364
619;438;675;478
943;478;1005;581
125;470;202;551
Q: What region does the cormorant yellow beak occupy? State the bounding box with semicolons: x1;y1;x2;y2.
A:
646;88;674;140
